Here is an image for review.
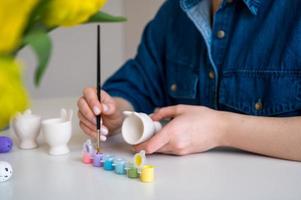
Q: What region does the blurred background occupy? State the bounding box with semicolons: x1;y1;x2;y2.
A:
19;0;165;99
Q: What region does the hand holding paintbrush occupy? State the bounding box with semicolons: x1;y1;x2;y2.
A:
77;25;133;151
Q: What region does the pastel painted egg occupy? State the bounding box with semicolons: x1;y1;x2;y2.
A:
0;161;13;182
0;136;13;153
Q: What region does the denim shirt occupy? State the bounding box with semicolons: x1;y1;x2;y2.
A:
103;0;301;117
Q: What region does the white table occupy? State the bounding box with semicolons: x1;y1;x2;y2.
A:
0;98;301;200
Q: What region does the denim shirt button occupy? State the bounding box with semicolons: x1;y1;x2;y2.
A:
170;83;177;92
255;102;263;111
209;71;215;79
217;30;225;39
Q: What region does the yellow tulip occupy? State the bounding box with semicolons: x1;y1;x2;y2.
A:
0;0;38;54
42;0;107;27
0;57;29;129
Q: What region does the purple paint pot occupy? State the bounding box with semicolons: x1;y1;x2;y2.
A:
93;153;103;167
0;136;13;153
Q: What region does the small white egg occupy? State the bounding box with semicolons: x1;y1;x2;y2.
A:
0;161;13;182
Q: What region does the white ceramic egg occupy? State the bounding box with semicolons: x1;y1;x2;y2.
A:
0;161;13;182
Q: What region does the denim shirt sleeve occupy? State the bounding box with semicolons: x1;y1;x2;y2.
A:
102;2;172;114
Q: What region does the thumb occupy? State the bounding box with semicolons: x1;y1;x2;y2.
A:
134;126;170;154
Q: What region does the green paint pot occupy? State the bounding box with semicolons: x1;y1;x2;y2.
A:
126;163;139;178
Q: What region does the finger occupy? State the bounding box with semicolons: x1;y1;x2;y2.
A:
100;126;109;136
83;88;117;116
156;142;187;155
78;111;96;131
95;130;108;141
151;105;185;121
79;121;107;142
83;88;102;115
134;127;170;154
157;144;172;154
77;97;96;124
100;135;107;142
99;90;117;115
78;109;109;136
133;144;172;154
79;122;97;138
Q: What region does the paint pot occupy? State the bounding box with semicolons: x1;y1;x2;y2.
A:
126;162;139;178
133;150;146;172
83;139;94;155
140;165;154;183
82;152;93;164
93;153;103;167
82;139;95;164
113;158;126;175
103;155;114;171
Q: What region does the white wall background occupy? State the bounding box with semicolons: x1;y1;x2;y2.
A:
19;0;164;99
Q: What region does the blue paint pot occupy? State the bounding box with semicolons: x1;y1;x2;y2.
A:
103;155;114;171
113;158;126;175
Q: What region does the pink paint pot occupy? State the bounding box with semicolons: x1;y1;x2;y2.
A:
82;152;93;164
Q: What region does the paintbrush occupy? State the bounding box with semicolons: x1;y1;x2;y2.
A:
96;25;101;153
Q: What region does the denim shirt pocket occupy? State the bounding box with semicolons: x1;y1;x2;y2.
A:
219;70;301;116
166;59;199;104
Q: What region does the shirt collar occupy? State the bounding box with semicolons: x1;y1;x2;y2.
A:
180;0;263;15
242;0;263;15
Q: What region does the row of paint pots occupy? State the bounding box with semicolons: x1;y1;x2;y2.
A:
82;150;154;183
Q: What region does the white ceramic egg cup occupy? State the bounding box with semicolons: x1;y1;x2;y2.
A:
11;109;41;149
121;111;162;145
42;109;73;156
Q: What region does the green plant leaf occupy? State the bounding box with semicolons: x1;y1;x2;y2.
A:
23;29;52;86
87;11;127;23
24;0;50;35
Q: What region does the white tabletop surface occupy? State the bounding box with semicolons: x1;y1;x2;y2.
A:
0;97;301;200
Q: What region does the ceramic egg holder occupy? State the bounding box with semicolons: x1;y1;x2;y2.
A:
42;109;73;155
11;109;41;149
121;111;162;145
82;139;155;183
10;108;73;156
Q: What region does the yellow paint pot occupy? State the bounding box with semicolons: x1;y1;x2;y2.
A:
140;165;154;183
134;150;145;169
